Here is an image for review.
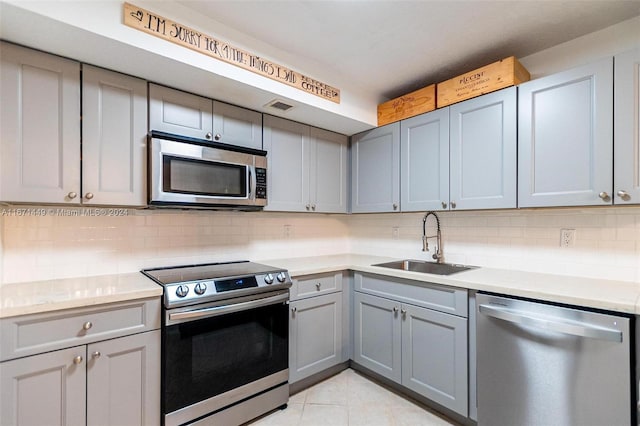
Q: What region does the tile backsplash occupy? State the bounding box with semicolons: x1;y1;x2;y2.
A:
2;206;640;284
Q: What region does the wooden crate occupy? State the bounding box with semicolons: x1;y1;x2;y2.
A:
377;84;436;126
437;56;530;108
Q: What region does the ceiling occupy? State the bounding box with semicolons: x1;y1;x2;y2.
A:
178;0;640;102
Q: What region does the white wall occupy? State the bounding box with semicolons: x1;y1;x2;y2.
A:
347;208;640;283
520;15;640;78
1;210;350;284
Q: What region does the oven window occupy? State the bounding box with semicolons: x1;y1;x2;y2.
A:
162;301;288;414
163;155;247;197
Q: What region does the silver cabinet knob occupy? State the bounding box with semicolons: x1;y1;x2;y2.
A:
598;192;610;201
451;201;457;209
205;132;213;140
73;355;83;365
401;309;407;315
292;307;297;313
92;351;101;359
306;204;311;211
441;201;447;209
214;133;222;141
67;192;77;199
392;203;398;210
392;306;398;313
316;282;321;290
85;192;94;200
617;190;630;200
311;204;316;211
83;321;93;331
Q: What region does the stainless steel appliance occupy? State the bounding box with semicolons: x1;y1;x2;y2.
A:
141;261;292;426
148;131;267;209
476;293;635;426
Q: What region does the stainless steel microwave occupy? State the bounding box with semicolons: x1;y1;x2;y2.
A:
149;131;267;209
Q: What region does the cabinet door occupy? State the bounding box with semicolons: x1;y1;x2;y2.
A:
87;330;160;426
148;83;213;140
401;109;450;212
351;123;401;213
614;48;640;204
0;346;86;426
0;42;81;204
212;101;263;150
263;115;311;212
289;293;342;383
82;65;147;206
401;304;468;416
450;87;517;210
353;292;401;383
518;58;614;207
310;127;348;213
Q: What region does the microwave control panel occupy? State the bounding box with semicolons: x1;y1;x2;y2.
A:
255;168;267;199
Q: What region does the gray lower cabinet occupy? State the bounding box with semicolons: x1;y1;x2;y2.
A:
0;298;161;426
289;292;343;383
351;123;401;213
353;273;468;417
264;115;348;213
613;47;640;205
518;57;614;207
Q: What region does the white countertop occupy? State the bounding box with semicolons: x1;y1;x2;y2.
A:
260;254;640;315
0;273;162;319
2;254;639;318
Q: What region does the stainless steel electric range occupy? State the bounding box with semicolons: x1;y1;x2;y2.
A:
142;261;292;426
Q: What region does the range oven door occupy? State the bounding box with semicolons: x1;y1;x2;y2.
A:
162;291;289;426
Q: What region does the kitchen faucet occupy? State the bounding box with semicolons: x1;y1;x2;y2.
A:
422;211;443;263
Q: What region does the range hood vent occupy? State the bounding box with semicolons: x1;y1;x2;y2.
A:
265;99;294;112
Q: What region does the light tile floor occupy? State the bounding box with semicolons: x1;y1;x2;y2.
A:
248;368;459;426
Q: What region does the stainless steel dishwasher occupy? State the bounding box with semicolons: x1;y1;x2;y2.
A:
476;293;635;426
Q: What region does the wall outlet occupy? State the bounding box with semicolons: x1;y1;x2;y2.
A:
392;226;399;239
283;224;292;239
560;229;575;248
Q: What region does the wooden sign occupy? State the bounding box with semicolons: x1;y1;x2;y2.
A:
437;56;530;107
123;2;340;103
377;84;436;126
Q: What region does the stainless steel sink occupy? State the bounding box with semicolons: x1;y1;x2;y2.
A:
373;260;475;275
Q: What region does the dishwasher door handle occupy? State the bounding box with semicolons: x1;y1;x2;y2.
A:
478;304;623;342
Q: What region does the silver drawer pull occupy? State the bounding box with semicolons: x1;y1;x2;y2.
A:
316;283;321;290
83;321;93;331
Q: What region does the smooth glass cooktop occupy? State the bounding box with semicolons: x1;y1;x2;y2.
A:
141;261;282;285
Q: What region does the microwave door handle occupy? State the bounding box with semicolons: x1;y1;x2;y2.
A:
248;166;256;198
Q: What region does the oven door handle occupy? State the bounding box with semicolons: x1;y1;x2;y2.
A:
169;292;289;322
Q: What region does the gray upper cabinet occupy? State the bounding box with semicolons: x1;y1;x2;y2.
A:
149;84;263;150
614;48;640;205
351;123;401;213
0;42;81;204
149;83;213;140
518;58;614;207
401;108;450;212
264;115;347;213
82;65;147;206
310;127;348;213
450;87;517;210
212;101;263;150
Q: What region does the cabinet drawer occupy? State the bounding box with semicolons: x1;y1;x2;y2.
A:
290;272;343;300
1;298;161;361
354;273;467;317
